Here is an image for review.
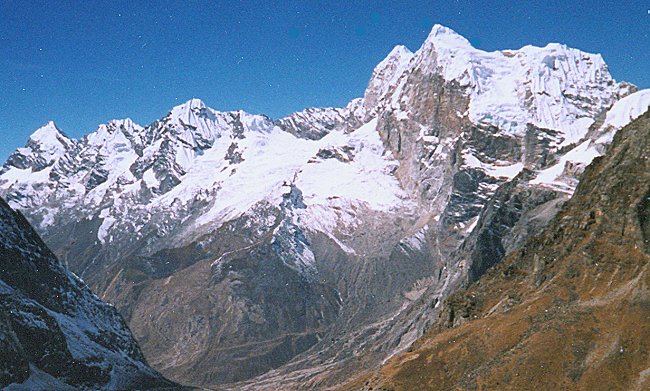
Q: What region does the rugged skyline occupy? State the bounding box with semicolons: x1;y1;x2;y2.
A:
2;22;648;389
1;1;649;162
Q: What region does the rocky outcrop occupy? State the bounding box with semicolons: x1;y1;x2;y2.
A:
275;98;365;140
459;170;567;283
0;197;176;390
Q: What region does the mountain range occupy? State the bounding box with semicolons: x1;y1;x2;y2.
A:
1;24;649;389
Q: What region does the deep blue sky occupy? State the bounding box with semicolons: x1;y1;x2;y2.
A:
1;0;648;161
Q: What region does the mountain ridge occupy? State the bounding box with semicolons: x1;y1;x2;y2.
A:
1;24;649;389
0;196;177;390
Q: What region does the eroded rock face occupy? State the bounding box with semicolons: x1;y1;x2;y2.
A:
458;170;567;283
0;197;174;390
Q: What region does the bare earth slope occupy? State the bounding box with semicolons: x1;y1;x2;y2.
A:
355;110;650;390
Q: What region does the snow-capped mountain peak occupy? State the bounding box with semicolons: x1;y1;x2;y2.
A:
27;121;73;158
424;23;474;50
398;24;630;141
163;98;274;144
377;45;413;68
87;118;143;144
1;121;75;174
108;117;143;133
363;44;414;113
168;97;207;124
28;120;68;143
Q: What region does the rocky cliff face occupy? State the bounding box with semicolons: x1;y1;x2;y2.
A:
1;24;648;389
0;197;175;390
358;108;650;391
